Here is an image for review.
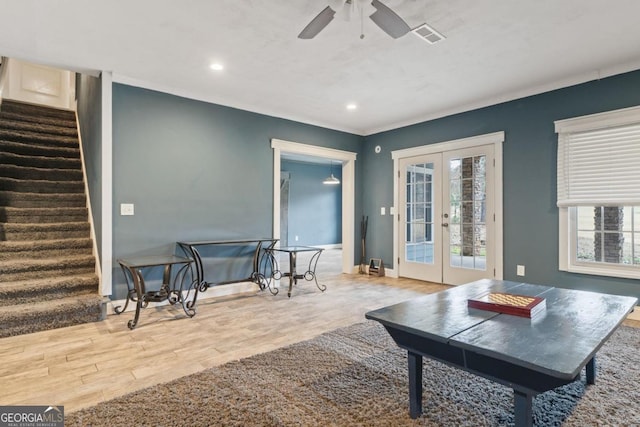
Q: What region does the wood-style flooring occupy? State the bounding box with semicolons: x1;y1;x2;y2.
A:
0;260;447;413
1;249;637;414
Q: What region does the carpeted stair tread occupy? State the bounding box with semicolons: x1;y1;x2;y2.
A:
0;254;95;282
0;151;81;170
0;238;92;259
0;99;103;337
0;117;78;138
0;128;79;149
0;110;76;129
0;176;84;194
0;273;98;305
0;206;88;223
0;221;90;240
0;140;80;159
0;190;86;208
0;100;76;123
0;294;105;338
0;164;82;181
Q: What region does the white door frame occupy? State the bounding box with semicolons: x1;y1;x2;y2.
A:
271;138;357;274
391;131;505;280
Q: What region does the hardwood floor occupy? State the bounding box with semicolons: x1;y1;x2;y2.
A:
1;251;637;415
0;265;447;413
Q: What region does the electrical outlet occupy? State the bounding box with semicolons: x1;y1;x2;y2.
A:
381;207;386;215
516;265;525;276
120;203;134;216
295;235;299;241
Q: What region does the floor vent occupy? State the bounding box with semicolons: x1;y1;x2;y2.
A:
411;23;445;44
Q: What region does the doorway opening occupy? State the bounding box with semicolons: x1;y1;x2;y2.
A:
271;139;357;274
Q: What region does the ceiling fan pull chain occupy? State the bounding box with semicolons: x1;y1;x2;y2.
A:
360;3;365;39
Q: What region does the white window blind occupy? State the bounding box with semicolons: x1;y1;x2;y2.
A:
556;109;640;207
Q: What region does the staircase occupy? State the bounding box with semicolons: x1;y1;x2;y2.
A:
0;100;104;338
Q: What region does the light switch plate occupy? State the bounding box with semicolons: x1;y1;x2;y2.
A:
120;203;134;216
380;207;386;216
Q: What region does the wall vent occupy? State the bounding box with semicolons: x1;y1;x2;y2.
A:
411;23;445;44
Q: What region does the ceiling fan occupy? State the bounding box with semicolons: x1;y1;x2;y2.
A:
298;0;412;40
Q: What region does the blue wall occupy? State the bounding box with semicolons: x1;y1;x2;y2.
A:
281;160;342;246
76;73;102;260
364;69;640;299
111;84;362;299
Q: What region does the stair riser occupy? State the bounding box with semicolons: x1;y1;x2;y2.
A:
0;246;93;261
0;103;76;122
0;141;80;159
0;285;97;307
0;112;76;132
0;130;78;149
0;212;88;223
0;281;98;307
0;305;103;338
0;179;84;194
0;265;95;282
0;153;81;170
0;228;90;240
0;118;78;138
0;165;82;181
0;191;86;208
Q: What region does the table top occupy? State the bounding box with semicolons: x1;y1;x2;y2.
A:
365;279;637;379
118;255;193;269
267;245;323;253
177;238;278;246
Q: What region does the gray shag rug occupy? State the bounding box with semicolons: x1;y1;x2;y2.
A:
66;321;639;426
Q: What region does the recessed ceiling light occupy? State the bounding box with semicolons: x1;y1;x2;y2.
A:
210;63;224;71
346;103;358;111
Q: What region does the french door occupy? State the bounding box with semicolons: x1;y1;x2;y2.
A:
399;144;495;285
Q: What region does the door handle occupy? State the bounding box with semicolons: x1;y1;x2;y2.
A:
442;223;449;227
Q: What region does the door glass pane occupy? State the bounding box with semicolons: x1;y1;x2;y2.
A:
405;162;434;265
449;155;486;271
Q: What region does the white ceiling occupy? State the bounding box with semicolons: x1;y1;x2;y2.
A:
1;0;640;136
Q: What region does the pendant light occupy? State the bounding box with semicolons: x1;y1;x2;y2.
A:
323;161;341;185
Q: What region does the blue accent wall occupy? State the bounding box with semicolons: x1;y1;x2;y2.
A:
364;69;640;299
281;160;342;246
111;84;362;299
76;73;102;261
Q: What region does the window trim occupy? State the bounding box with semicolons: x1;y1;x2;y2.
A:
556;105;640;280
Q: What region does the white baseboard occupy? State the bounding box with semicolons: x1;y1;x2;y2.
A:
105;281;260;315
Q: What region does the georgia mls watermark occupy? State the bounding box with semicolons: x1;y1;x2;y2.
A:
0;406;64;427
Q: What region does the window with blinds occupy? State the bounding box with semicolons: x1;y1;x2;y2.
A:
555;105;640;279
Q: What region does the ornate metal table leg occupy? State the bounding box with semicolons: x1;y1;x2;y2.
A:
288;251;297;298
259;248;279;295
307;249;326;292
128;269;145;330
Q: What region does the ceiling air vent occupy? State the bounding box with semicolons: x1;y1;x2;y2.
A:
411;23;445;44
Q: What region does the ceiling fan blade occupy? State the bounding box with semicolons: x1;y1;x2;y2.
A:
298;6;337;39
369;0;411;39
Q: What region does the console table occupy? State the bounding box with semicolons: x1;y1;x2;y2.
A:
115;255;195;329
265;245;325;297
176;238;278;304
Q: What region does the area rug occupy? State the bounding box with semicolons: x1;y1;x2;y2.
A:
66;321;640;426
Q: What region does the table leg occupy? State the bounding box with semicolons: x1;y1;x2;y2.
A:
128;269;144;330
586;356;596;385
408;351;423;419
288;251;297;298
513;390;533;427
